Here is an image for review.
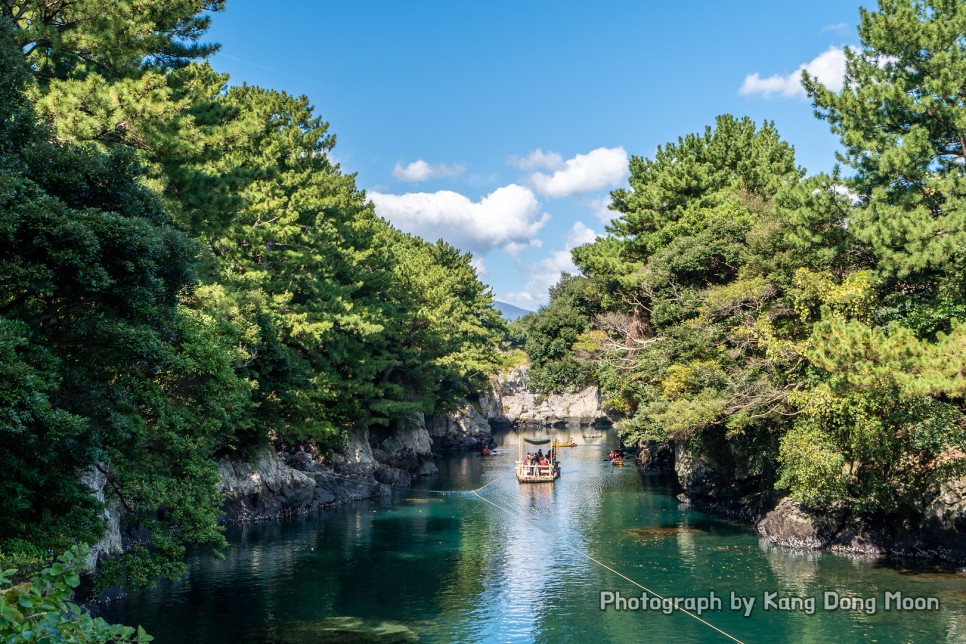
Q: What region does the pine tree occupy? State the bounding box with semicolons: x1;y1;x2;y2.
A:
805;0;966;282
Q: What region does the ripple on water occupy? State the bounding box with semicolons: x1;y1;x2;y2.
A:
280;617;419;643
98;428;966;644
623;525;708;540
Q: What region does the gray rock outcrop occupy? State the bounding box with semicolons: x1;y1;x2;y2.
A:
753;485;966;563
217;444;387;522
637;440;674;472
369;414;438;478
920;476;966;560
641;427;966;563
427;403;492;452
925;476;966;536
79;465;124;569
479;365;608;426
672;440;770;521
756;498;843;550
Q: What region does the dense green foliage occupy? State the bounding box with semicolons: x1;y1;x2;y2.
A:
0;20;243;593
519;0;966;519
1;547;152;642
4;0;966;638
508;274;599;393
0;1;504;635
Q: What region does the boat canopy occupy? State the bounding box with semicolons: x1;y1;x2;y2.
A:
522;437;552;445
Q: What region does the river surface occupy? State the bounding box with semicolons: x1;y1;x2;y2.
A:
101;428;966;643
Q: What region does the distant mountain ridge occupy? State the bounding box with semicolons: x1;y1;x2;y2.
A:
494;300;531;321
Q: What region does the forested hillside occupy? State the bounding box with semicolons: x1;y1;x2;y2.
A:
0;0;503;605
513;0;966;521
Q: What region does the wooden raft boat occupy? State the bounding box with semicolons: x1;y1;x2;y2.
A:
516;437;560;483
516;463;560;482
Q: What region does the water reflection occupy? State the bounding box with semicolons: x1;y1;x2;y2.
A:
759;539;821;591
101;427;966;644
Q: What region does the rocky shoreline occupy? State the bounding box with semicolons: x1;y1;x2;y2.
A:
639;440;966;566
85;366;611;571
212;365;614;526
85;360;964;581
478;365;611;427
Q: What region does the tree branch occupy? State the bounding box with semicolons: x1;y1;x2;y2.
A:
94;463;136;515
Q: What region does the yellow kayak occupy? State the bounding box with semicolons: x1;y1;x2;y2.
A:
554;443;577;448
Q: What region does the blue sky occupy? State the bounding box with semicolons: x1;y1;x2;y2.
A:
206;0;866;309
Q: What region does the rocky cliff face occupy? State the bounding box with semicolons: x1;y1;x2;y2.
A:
637;440;674;472
479;366;608;426
369;415;438;482
216;442;392;523
427;403;491;452
652;434;966;564
83;398;501;589
89;371;608;564
756;490;966;563
79;466;124;569
672;438;773;522
216;401;494;523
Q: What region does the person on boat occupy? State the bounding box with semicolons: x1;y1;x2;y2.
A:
567;438;576;446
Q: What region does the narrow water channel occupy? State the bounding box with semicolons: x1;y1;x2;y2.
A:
100;428;966;643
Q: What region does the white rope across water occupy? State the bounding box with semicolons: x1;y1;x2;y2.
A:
318;465;744;641
470;488;745;644
401;476;500;496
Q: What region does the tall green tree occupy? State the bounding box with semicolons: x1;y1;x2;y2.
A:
6;1;239;238
6;0;221;149
380;230;505;410
572;115;804;440
510;274;598;393
776;0;966;513
188;83;408;439
0;21;252;586
806;0;966;288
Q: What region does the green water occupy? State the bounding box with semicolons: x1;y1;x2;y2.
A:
101;429;966;643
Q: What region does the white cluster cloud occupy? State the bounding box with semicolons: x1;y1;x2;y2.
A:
528;147;629;198
503;251;576;308
391;159;465;182
368;184;550;255
739;46;848;98
567;221;597;248
503;221;597;308
470;256;487;277
377;145;626;309
590;195;615;223
508;148;564;171
830;183;863;205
